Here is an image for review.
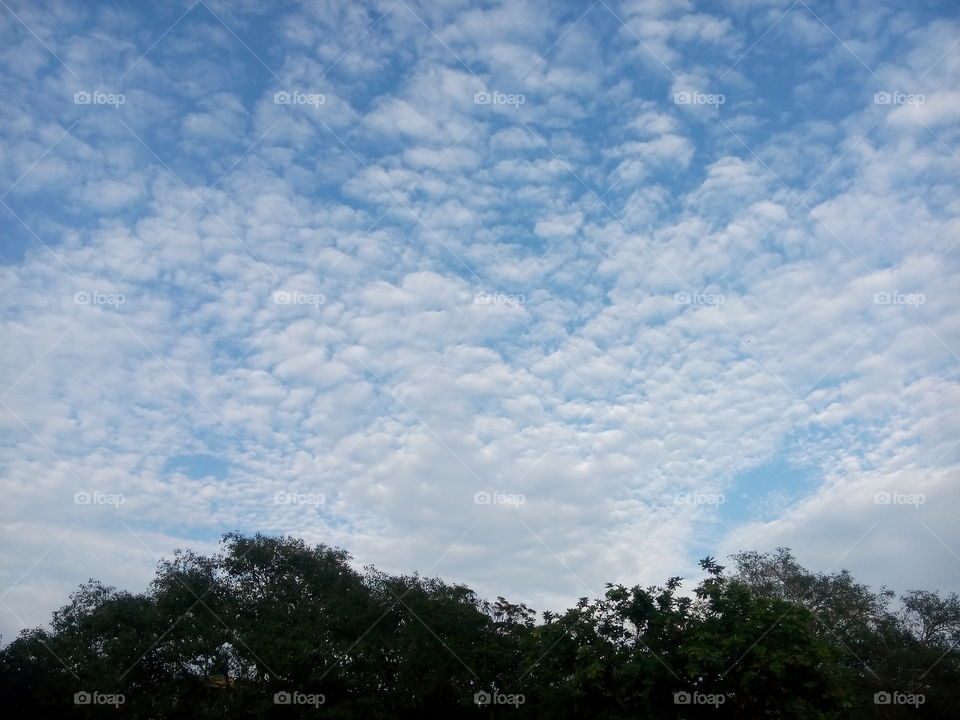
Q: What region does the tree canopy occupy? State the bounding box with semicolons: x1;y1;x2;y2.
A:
1;535;956;718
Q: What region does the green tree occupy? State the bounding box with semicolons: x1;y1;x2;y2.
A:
2;537;957;718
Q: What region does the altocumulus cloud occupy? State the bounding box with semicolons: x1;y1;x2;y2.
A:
0;0;958;639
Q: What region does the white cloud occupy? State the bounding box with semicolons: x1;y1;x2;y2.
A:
1;0;958;644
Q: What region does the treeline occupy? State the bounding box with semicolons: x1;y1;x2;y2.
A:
1;533;957;718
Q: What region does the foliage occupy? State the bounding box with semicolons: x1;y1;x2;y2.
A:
1;536;957;718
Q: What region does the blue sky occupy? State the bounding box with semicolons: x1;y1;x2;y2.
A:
1;0;958;640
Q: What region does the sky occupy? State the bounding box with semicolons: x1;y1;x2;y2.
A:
0;0;958;642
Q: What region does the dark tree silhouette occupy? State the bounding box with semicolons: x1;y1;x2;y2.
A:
1;535;956;718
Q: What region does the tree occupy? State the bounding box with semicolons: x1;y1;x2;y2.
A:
1;536;957;718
